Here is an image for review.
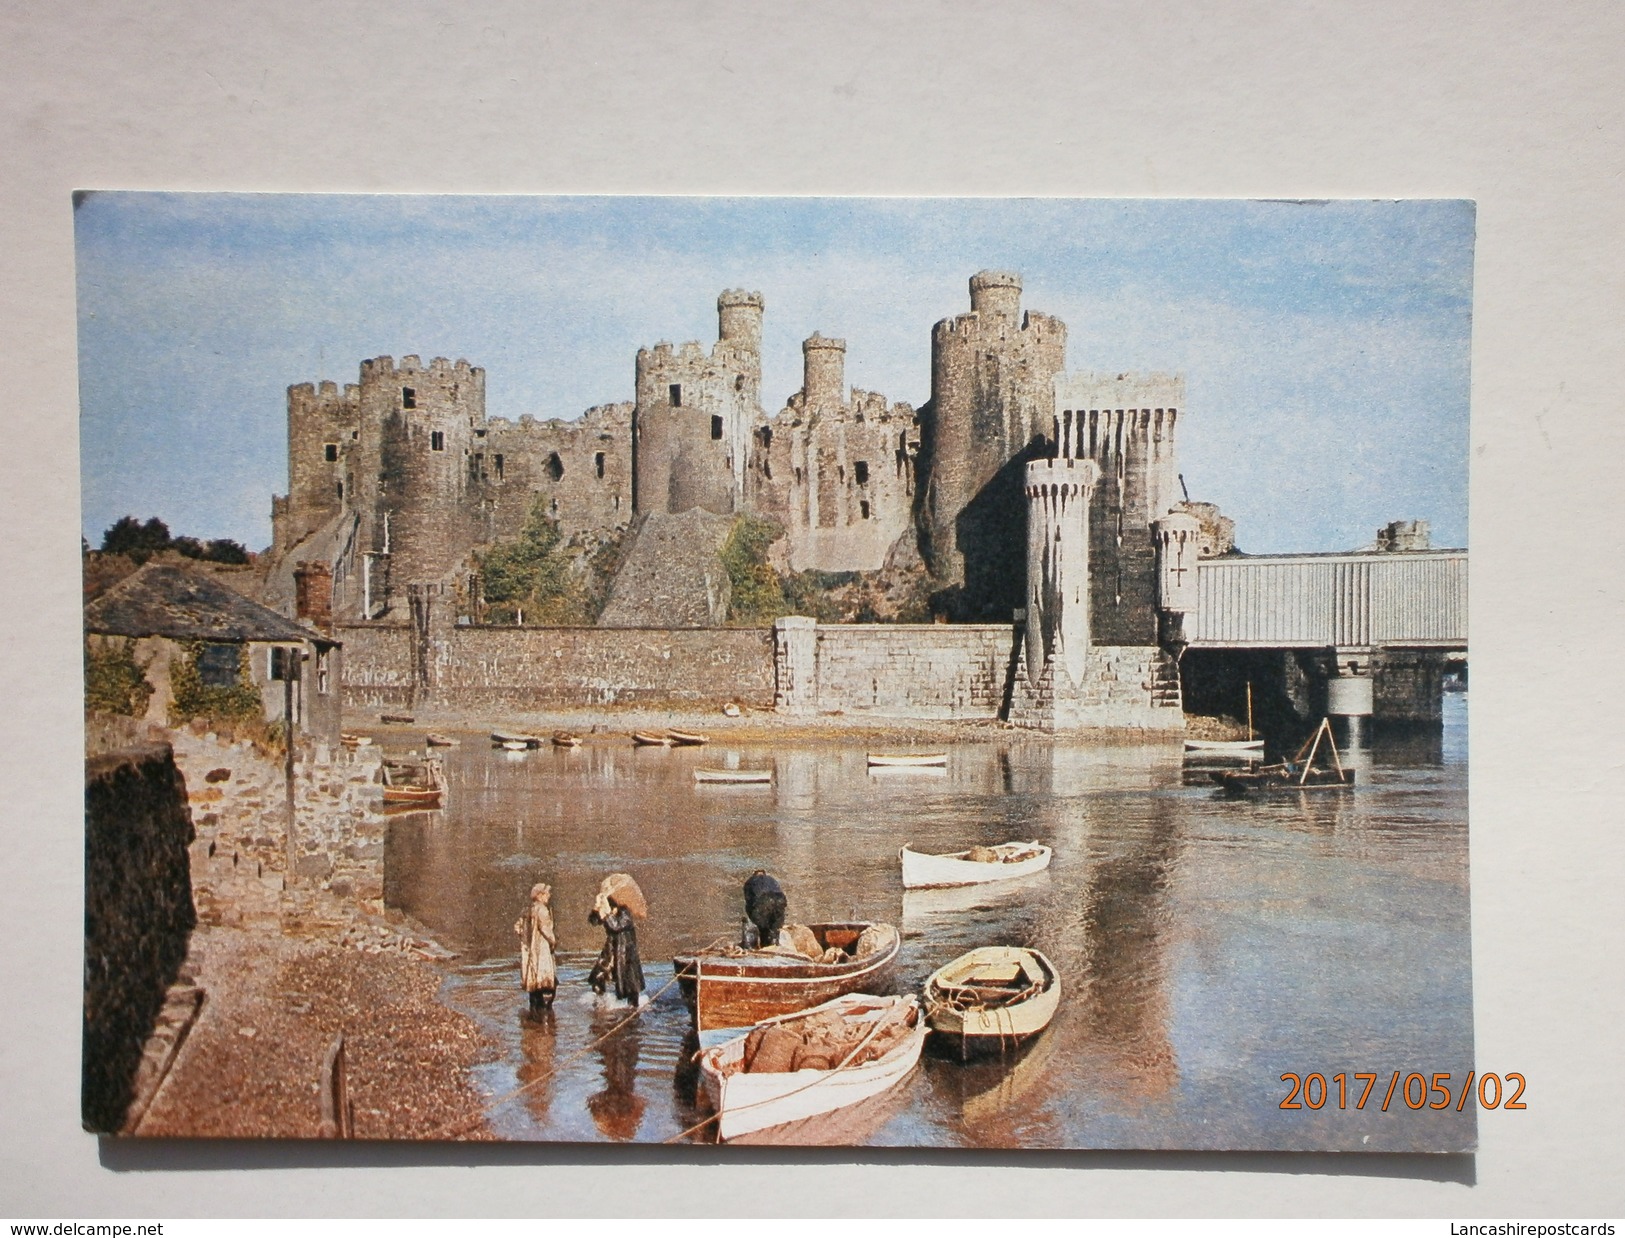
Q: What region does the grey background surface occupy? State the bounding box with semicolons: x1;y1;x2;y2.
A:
2;0;1620;1218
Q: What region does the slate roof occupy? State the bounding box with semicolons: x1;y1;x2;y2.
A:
84;563;336;645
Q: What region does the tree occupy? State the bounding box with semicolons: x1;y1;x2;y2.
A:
477;499;589;624
97;517;250;565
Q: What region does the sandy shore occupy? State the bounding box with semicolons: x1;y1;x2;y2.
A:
359;702;1214;747
136;924;495;1140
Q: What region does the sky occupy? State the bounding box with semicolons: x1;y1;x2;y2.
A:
74;195;1473;555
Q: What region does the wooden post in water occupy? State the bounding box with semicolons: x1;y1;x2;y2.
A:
318;1031;353;1138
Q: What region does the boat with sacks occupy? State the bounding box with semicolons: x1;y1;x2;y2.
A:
674;922;901;1047
899;841;1052;889
923;946;1061;1059
697;994;925;1142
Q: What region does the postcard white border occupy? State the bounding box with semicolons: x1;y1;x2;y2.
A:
2;0;1621;1218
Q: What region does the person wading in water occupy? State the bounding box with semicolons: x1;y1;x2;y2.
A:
514;882;557;1012
588;872;646;1006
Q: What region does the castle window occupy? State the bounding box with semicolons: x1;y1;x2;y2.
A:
670;384;682;407
430;430;445;451
711;415;723;441
854;460;869;486
336;481;343;501
494;454;504;479
838;465;846;483
402;387;416;409
316;647;330;695
595;452;605;479
860;500;871;520
471;453;484;481
550;497;559;515
546;452;564;481
764;461;772;479
324;443;339;463
795;467;804;484
760;427;772;449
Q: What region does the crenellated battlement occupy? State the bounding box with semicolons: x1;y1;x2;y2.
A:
359;354;482;379
1024;456;1100;498
717;289;764;310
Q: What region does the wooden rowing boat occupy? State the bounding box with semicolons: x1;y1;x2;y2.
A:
668;729;710;746
899;840;1052;889
551;731;582;748
698;995;925;1142
674;922;901;1047
379;712;415;724
694;768;773;784
632;731;672;747
381;757;443;807
923;946;1061;1059
424;733;459;747
340;732;372;748
867;752;948;768
491;730;542;749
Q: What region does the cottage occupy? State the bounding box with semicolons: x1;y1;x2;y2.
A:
83;563;342;742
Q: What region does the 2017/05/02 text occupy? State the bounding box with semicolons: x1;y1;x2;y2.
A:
1279;1072;1526;1111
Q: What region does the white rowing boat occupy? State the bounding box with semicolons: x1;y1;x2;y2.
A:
899;840;1052;889
697;994;925;1142
1183;738;1265;754
693;768;773;784
923;946;1061;1059
491;731;543;749
867;752;948;768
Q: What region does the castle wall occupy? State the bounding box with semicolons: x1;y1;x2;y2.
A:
478;402;633;542
335;621;774;711
751;388;918;573
918;271;1067;615
774;622;1015;719
1052;372;1186;646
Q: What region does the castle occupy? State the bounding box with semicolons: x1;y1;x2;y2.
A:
268;270;1191;646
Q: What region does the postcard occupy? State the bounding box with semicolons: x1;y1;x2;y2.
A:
76;194;1473;1149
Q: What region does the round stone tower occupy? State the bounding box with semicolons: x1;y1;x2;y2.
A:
716;289;764;406
801;333;847;412
1023;456;1099;690
969;269;1023;322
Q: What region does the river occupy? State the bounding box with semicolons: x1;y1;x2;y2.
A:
381;694;1472;1150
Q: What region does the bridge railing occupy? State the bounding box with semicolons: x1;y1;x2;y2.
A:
1187;551;1467;649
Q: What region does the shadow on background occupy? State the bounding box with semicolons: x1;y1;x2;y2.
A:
100;1138;1475;1185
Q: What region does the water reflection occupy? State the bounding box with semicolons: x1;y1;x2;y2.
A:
387;694;1472;1150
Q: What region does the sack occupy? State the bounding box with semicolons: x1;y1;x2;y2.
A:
780;923;822;958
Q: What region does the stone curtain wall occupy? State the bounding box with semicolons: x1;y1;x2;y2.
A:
776;621;1016;719
83;736;197;1133
338;621;776;711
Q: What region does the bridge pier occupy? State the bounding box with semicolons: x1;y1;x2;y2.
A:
1325;648;1374;746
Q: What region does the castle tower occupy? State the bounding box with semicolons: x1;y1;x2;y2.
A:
353;355;486;616
917;270;1067;617
276;378;359;553
632;290;763;517
1051;371;1186;645
801;333;846;412
1153;509;1203;645
1022;457;1099;691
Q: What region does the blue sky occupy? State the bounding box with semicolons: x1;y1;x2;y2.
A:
74;195;1473;554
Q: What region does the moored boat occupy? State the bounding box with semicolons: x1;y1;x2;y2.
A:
379;713;415;724
694;767;773;784
675;922;901;1047
340;732;372;748
491;730;543;749
381;757;443;807
424;733;459;747
551;731;582;748
697;994;925;1142
1212;717;1353;795
631;731;672;747
899;840;1052;889
668;729;710;746
867;752;948;768
923;946;1061;1059
1183;738;1265;754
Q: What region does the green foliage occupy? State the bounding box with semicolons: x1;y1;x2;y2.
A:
477;499;593;625
169;642;263;727
83;638;153;717
721;515;788;626
781;569;855;623
99;516;249;565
